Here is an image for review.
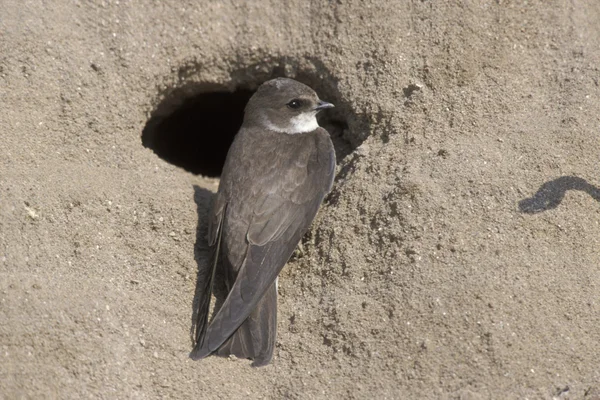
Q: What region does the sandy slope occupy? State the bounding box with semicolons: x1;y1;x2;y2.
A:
1;1;599;398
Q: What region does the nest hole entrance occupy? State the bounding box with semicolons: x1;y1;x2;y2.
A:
143;69;357;177
142;89;255;177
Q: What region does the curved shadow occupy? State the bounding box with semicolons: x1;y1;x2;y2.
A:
518;176;600;214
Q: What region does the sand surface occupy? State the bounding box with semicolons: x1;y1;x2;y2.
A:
2;1;600;398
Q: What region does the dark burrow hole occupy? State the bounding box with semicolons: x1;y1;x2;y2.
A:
142;89;254;177
142;63;360;177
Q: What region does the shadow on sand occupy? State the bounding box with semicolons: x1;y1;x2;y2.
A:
518;176;600;214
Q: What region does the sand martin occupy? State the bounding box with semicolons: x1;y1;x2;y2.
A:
190;78;336;367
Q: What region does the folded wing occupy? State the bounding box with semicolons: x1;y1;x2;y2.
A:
191;131;335;360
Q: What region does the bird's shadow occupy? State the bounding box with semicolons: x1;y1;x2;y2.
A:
189;185;228;345
518;176;600;214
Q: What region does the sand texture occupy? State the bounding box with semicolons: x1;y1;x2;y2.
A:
1;1;600;398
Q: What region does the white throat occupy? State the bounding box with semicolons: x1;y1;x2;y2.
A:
262;112;319;134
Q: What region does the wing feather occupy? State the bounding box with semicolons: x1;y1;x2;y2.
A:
193;193;226;348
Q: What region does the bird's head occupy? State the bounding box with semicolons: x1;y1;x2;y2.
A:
244;78;334;134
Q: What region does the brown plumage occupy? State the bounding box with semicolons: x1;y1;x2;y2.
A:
190;78;336;367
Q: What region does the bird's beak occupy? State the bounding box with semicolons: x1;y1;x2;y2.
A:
314;100;335;111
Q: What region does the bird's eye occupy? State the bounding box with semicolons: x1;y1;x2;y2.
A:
286;99;303;109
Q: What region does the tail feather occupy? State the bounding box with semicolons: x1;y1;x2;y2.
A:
216;282;277;367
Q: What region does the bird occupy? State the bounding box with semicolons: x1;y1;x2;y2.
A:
190;77;336;367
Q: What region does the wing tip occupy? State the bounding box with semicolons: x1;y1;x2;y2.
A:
189;343;212;361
